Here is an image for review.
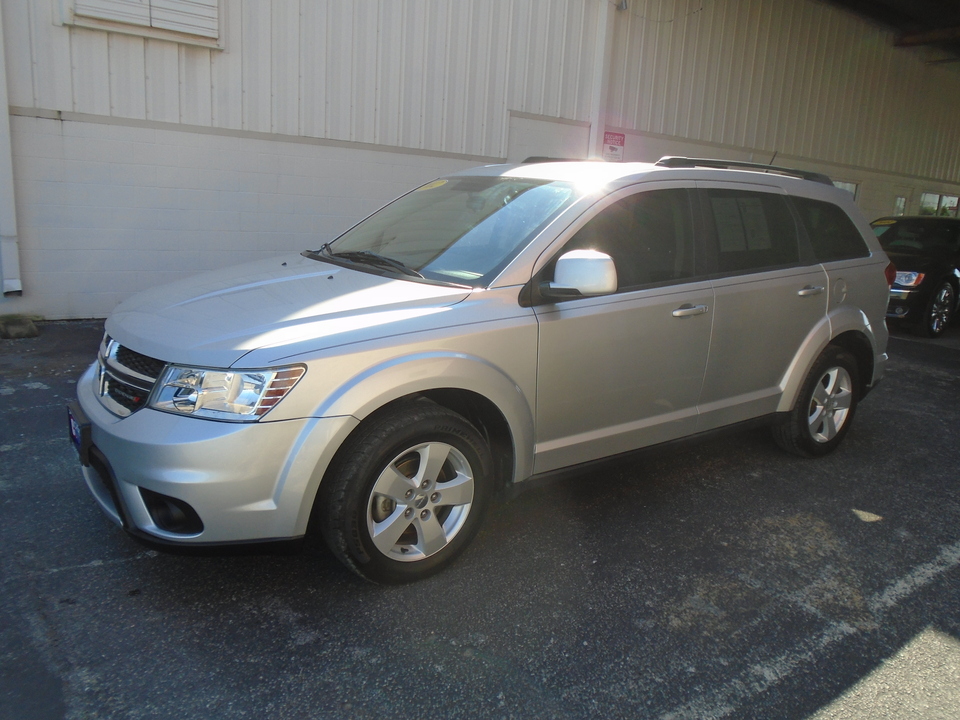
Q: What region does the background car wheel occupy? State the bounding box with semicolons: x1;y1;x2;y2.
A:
920;281;955;338
772;346;859;458
317;400;493;584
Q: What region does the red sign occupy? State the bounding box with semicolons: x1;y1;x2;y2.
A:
603;131;625;161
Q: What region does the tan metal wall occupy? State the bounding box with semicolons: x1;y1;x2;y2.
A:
5;0;958;182
2;0;603;160
608;0;960;184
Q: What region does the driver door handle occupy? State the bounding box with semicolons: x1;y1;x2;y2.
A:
797;285;825;296
672;304;709;318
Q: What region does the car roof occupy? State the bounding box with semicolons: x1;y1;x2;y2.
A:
450;157;844;198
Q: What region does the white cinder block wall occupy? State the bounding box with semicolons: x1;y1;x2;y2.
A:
6;115;477;319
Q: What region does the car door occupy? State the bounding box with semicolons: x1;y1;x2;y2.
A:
695;183;829;431
531;185;714;475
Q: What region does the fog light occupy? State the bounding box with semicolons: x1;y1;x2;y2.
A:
140;488;204;535
894;307;906;316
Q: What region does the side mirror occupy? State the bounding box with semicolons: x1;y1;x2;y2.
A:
540;250;618;301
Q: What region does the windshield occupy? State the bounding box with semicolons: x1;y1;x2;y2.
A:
873;219;960;256
311;176;577;286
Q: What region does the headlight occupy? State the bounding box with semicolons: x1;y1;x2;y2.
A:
150;365;305;421
894;271;925;287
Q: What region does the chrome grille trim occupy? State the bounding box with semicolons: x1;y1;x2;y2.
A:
95;335;166;417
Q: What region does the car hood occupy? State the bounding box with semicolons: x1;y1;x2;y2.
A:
106;253;472;368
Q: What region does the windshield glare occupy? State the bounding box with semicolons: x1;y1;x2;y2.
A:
324;176;577;286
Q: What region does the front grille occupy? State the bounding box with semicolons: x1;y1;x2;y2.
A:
116;345;166;379
96;335;166;417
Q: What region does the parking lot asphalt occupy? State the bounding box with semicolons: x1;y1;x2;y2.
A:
1;320;958;720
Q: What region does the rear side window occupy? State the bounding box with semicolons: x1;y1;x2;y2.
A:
793;197;870;262
704;189;799;273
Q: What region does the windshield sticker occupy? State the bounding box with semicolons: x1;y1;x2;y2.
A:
415;179;448;192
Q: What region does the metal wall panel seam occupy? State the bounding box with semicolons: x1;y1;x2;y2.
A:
439;0;453;152
734;0;758;148
824;8;846;162
0;0;23;295
742;0;769;151
414;0;429;151
833;12;860;167
270;0;300;137
757;0;786;153
108;33;147;120
498;0;516;158
178;45;213;127
29;0;74;111
701;0;722;143
2;0;34;107
555;0;570;121
459;0;475;155
678;0;701;141
798;4;825;159
812;5;838;161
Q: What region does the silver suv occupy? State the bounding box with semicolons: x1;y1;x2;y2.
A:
69;158;893;583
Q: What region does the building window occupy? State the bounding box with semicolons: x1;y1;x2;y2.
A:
893;196;906;216
832;181;858;199
919;192;959;217
67;0;220;45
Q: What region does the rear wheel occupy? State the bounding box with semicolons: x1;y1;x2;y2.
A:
773;346;859;457
920;281;955;338
317;401;493;584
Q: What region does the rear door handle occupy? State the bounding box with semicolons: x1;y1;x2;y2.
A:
798;285;825;296
672;304;709;318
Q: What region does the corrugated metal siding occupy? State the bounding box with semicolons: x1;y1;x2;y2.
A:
4;0;602;159
610;0;960;182
5;0;960;180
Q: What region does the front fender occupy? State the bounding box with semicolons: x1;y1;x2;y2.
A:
317;352;536;484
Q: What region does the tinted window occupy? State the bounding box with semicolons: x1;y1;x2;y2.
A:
704;189;799;273
793;197;869;262
873;219;960;256
561;189;696;290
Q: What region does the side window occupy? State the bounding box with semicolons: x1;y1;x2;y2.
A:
561;189;696;290
793;197;870;262
704;189;799;273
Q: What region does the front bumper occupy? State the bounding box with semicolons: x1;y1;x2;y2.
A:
74;363;357;544
886;286;925;323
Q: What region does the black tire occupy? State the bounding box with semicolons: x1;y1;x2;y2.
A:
316;400;493;584
772;346;860;458
919;281;955;338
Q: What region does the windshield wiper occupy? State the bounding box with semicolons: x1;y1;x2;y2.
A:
329;250;424;278
301;243;333;262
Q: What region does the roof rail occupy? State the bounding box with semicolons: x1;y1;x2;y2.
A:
654;156;834;186
521;156;584;164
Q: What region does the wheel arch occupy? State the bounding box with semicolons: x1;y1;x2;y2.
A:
826;330;875;399
321;351;531;478
939;270;960;310
777;309;879;413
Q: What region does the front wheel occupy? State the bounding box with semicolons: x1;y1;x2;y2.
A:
772;346;859;457
920;281;955;338
317;401;493;584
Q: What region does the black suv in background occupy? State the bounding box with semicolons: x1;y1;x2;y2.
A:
872;216;960;337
